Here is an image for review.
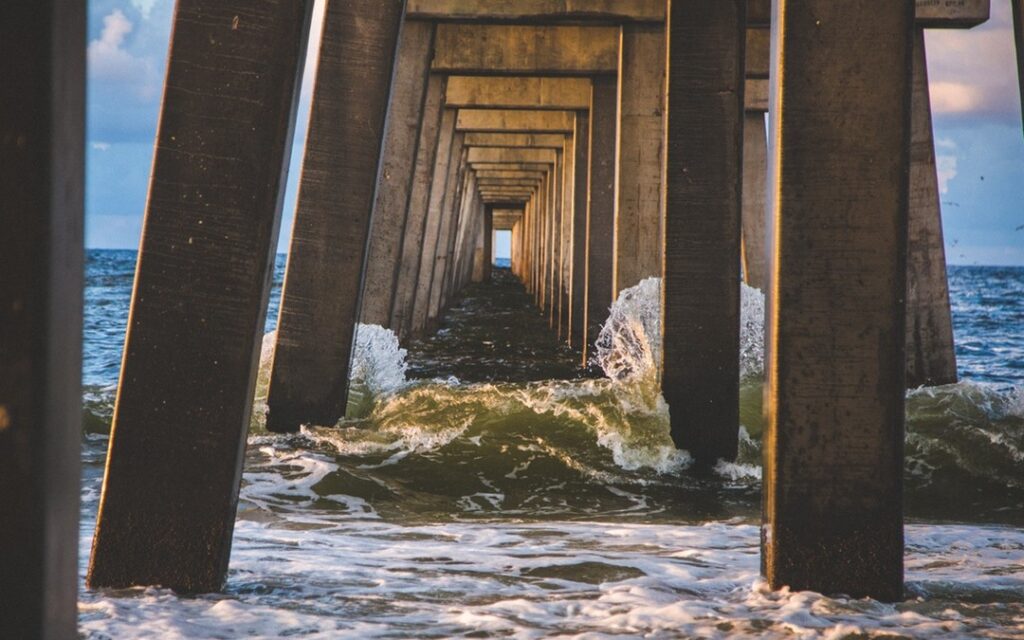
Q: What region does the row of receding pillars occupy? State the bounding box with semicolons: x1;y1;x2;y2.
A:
3;0;1021;637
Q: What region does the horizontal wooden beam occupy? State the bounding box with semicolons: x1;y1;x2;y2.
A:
408;0;665;22
457;109;575;133
433;24;619;75
446;76;592;110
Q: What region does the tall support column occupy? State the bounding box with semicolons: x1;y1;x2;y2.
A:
560;136;575;341
483;204;494;281
1014;0;1024;136
1;2;84;636
430;145;467;323
614;25;666;296
663;0;744;466
89;0;314;592
571;112;591;347
391;75;447;337
586;76;619;360
410;111;457;336
361;21;435;327
906;30;956;388
265;0;403;434
741;112;768;291
763;0;911;601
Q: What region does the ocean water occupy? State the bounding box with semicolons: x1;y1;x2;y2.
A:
79;251;1023;638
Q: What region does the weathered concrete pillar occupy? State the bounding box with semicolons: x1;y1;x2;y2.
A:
763;0;911;601
586;76;619;360
906;30;957;388
361;21;435;327
741;112;768;291
662;0;744;466
428;144;468;323
560;136;575;341
483;204;494;281
410;112;458;336
391;75;447;338
614;24;666;297
571;112;591;347
89;0;314;592
265;0;403;434
1015;0;1024;136
1;2;84;635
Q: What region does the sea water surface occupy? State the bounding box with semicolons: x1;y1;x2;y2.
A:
79;250;1024;638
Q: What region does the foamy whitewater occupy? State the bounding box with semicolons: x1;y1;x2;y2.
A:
78;252;1024;638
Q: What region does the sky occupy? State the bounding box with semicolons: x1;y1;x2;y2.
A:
86;1;1024;265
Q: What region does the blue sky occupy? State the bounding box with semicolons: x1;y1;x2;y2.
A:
86;1;1024;265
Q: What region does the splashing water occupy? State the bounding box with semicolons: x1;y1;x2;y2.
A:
594;277;766;383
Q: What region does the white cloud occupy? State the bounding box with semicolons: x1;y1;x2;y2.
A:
937;153;958;194
92;142;111;151
925;1;1021;121
130;0;158;20
88;10;159;101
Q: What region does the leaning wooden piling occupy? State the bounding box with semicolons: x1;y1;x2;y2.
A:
266;0;404;434
88;0;314;592
1;2;84;635
762;0;911;601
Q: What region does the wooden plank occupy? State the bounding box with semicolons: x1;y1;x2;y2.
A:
433;24;620;74
0;1;84;636
88;0;315;593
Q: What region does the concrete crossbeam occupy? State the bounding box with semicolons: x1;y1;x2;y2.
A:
447;76;592;110
407;0;665;22
457;109;576;133
464;132;569;149
467;146;558;164
433;24;619;74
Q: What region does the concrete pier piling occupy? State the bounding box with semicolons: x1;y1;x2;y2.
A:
1017;0;1024;136
662;0;745;466
1;2;84;636
266;0;404;434
88;0;314;592
585;76;619;360
762;0;912;601
906;30;957;388
69;0;991;608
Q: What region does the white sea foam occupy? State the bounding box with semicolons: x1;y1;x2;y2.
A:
594;277;765;383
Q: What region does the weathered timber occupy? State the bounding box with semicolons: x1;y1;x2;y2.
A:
662;0;744;466
89;0;314;592
0;2;84;636
762;0;911;602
